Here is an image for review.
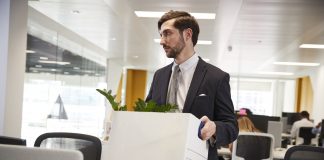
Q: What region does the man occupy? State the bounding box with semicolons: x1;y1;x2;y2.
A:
290;111;313;138
146;10;238;160
312;121;323;147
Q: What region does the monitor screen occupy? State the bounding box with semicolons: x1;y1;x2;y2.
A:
248;114;269;133
248;115;281;133
282;112;300;125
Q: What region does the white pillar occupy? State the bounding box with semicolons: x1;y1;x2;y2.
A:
0;0;28;137
310;66;324;124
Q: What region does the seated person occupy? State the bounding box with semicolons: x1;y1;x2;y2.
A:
229;116;260;151
312;122;323;147
290;111;313;138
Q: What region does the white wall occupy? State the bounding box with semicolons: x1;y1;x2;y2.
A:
310;66;324;124
0;0;10;135
0;0;28;136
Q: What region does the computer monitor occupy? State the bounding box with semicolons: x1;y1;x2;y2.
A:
249;114;269;133
248;115;281;133
282;112;300;125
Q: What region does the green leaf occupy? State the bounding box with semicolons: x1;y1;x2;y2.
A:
97;88;178;112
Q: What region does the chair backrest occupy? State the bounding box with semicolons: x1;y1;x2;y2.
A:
232;132;274;160
0;144;83;160
34;132;101;160
0;135;26;146
284;145;324;160
296;127;316;145
267;121;283;148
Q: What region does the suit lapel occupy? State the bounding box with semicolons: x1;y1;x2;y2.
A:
161;63;173;104
183;58;207;112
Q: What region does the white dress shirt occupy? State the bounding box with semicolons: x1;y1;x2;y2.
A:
290;118;313;138
169;53;199;111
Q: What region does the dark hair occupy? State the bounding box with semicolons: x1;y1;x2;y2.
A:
300;111;310;120
158;10;200;46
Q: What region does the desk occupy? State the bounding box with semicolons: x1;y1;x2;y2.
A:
281;133;292;138
217;147;287;160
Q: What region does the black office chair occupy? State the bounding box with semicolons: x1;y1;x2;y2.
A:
232;132;274;160
34;132;102;160
284;145;324;160
296;127;316;145
0;135;26;146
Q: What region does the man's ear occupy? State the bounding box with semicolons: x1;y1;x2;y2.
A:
185;28;193;41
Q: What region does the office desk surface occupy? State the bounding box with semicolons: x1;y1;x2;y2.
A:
102;142;288;160
217;147;287;160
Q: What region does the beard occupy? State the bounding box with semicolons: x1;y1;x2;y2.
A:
163;36;185;58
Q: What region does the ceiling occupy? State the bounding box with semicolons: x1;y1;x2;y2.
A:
28;0;324;79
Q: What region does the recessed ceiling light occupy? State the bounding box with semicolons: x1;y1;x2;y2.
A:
197;40;212;45
153;39;212;45
38;60;71;65
73;67;80;70
299;44;324;49
135;11;216;19
26;50;36;54
202;58;210;62
39;57;48;60
273;61;320;66
133;56;139;58
257;71;294;76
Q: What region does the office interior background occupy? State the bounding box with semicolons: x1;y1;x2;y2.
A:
1;0;324;146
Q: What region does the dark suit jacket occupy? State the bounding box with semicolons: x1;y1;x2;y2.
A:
146;57;238;160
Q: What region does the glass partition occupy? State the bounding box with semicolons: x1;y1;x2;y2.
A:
22;20;106;146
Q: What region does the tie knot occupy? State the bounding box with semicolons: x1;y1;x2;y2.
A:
174;65;180;73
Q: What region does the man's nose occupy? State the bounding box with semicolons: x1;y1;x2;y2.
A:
160;38;166;46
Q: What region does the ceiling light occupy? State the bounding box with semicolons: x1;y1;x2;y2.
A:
257;71;294;76
39;57;48;60
38;60;71;65
135;11;216;19
202;58;210;62
273;62;320;66
73;67;80;70
35;65;42;68
197;40;212;45
153;39;212;45
299;44;324;49
26;50;36;54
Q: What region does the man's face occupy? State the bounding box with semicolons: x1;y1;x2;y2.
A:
159;19;185;58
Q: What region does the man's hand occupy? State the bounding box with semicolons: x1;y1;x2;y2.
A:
316;122;322;128
200;116;216;140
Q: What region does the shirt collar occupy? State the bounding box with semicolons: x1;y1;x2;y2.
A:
172;53;199;72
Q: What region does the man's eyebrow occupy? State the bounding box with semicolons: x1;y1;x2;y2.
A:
160;29;172;34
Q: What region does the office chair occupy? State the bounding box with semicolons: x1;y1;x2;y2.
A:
284;145;324;160
0;135;26;146
0;144;83;160
34;132;101;160
296;127;317;145
232;132;274;160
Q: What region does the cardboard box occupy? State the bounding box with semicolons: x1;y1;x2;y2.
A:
102;111;208;160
